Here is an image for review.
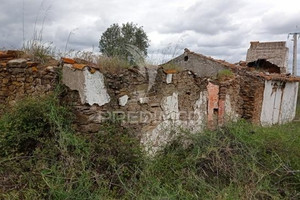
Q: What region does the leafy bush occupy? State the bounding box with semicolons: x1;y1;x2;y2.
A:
0;96;71;156
0;97;144;199
89;121;144;197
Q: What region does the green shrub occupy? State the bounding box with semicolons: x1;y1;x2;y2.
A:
0;96;72;156
217;69;234;81
89;120;144;197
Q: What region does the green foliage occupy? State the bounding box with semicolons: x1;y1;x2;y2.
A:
0;98;144;199
0;96;71;156
124;120;300;199
217;69;234;81
89;121;144;197
99;22;150;62
1;94;299;199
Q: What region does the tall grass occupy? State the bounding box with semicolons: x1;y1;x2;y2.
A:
21;0;57;63
121;120;300;199
1;99;299;200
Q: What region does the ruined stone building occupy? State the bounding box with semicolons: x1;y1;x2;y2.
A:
246;41;289;73
0;41;299;152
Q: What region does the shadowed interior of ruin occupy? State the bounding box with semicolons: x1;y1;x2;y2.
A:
247;59;281;74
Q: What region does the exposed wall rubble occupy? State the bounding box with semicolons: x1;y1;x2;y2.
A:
60;62;266;152
0;51;58;114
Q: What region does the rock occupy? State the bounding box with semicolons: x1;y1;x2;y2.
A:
166;74;172;84
7;59;27;68
119;95;129;106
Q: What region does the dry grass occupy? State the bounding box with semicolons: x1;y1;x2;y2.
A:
96;56;131;74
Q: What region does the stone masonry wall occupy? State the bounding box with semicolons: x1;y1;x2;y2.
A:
1;52;299;153
0;53;59;114
61;63;246;152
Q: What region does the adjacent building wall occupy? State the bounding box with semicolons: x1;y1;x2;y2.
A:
260;80;299;126
246;41;289;73
165;50;226;77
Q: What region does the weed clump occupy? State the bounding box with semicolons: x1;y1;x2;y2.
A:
217;69;234;81
162;62;183;72
97;56;131;74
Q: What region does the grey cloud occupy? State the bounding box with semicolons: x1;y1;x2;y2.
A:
159;0;245;35
261;12;300;34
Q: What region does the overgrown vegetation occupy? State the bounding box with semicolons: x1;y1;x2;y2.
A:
22;40;56;63
217;69;235;81
1;95;300;199
162;62;183;72
97;56;132;74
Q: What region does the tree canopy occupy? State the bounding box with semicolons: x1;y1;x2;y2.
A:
99;22;150;61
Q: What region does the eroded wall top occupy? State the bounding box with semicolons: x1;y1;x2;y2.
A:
246;41;289;73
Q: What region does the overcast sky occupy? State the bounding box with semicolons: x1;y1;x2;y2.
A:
1;0;300;71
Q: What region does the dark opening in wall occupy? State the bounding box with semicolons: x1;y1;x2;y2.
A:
184;56;189;61
247;59;280;73
213;108;218;114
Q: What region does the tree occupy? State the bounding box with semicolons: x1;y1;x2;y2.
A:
99;22;150;61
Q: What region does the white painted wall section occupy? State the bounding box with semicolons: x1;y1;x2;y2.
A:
62;65;110;106
141;91;208;154
83;70;110;106
279;82;299;124
188;91;208;132
62;64;86;104
260;80;298;126
161;92;179;120
141;92;180;154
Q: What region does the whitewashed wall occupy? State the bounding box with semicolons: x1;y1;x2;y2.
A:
62;64;110;106
260;80;298;126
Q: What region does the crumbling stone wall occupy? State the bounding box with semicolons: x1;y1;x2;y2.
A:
1;51;299;153
61;62;245;152
237;71;265;124
0;56;58;114
246;41;288;73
